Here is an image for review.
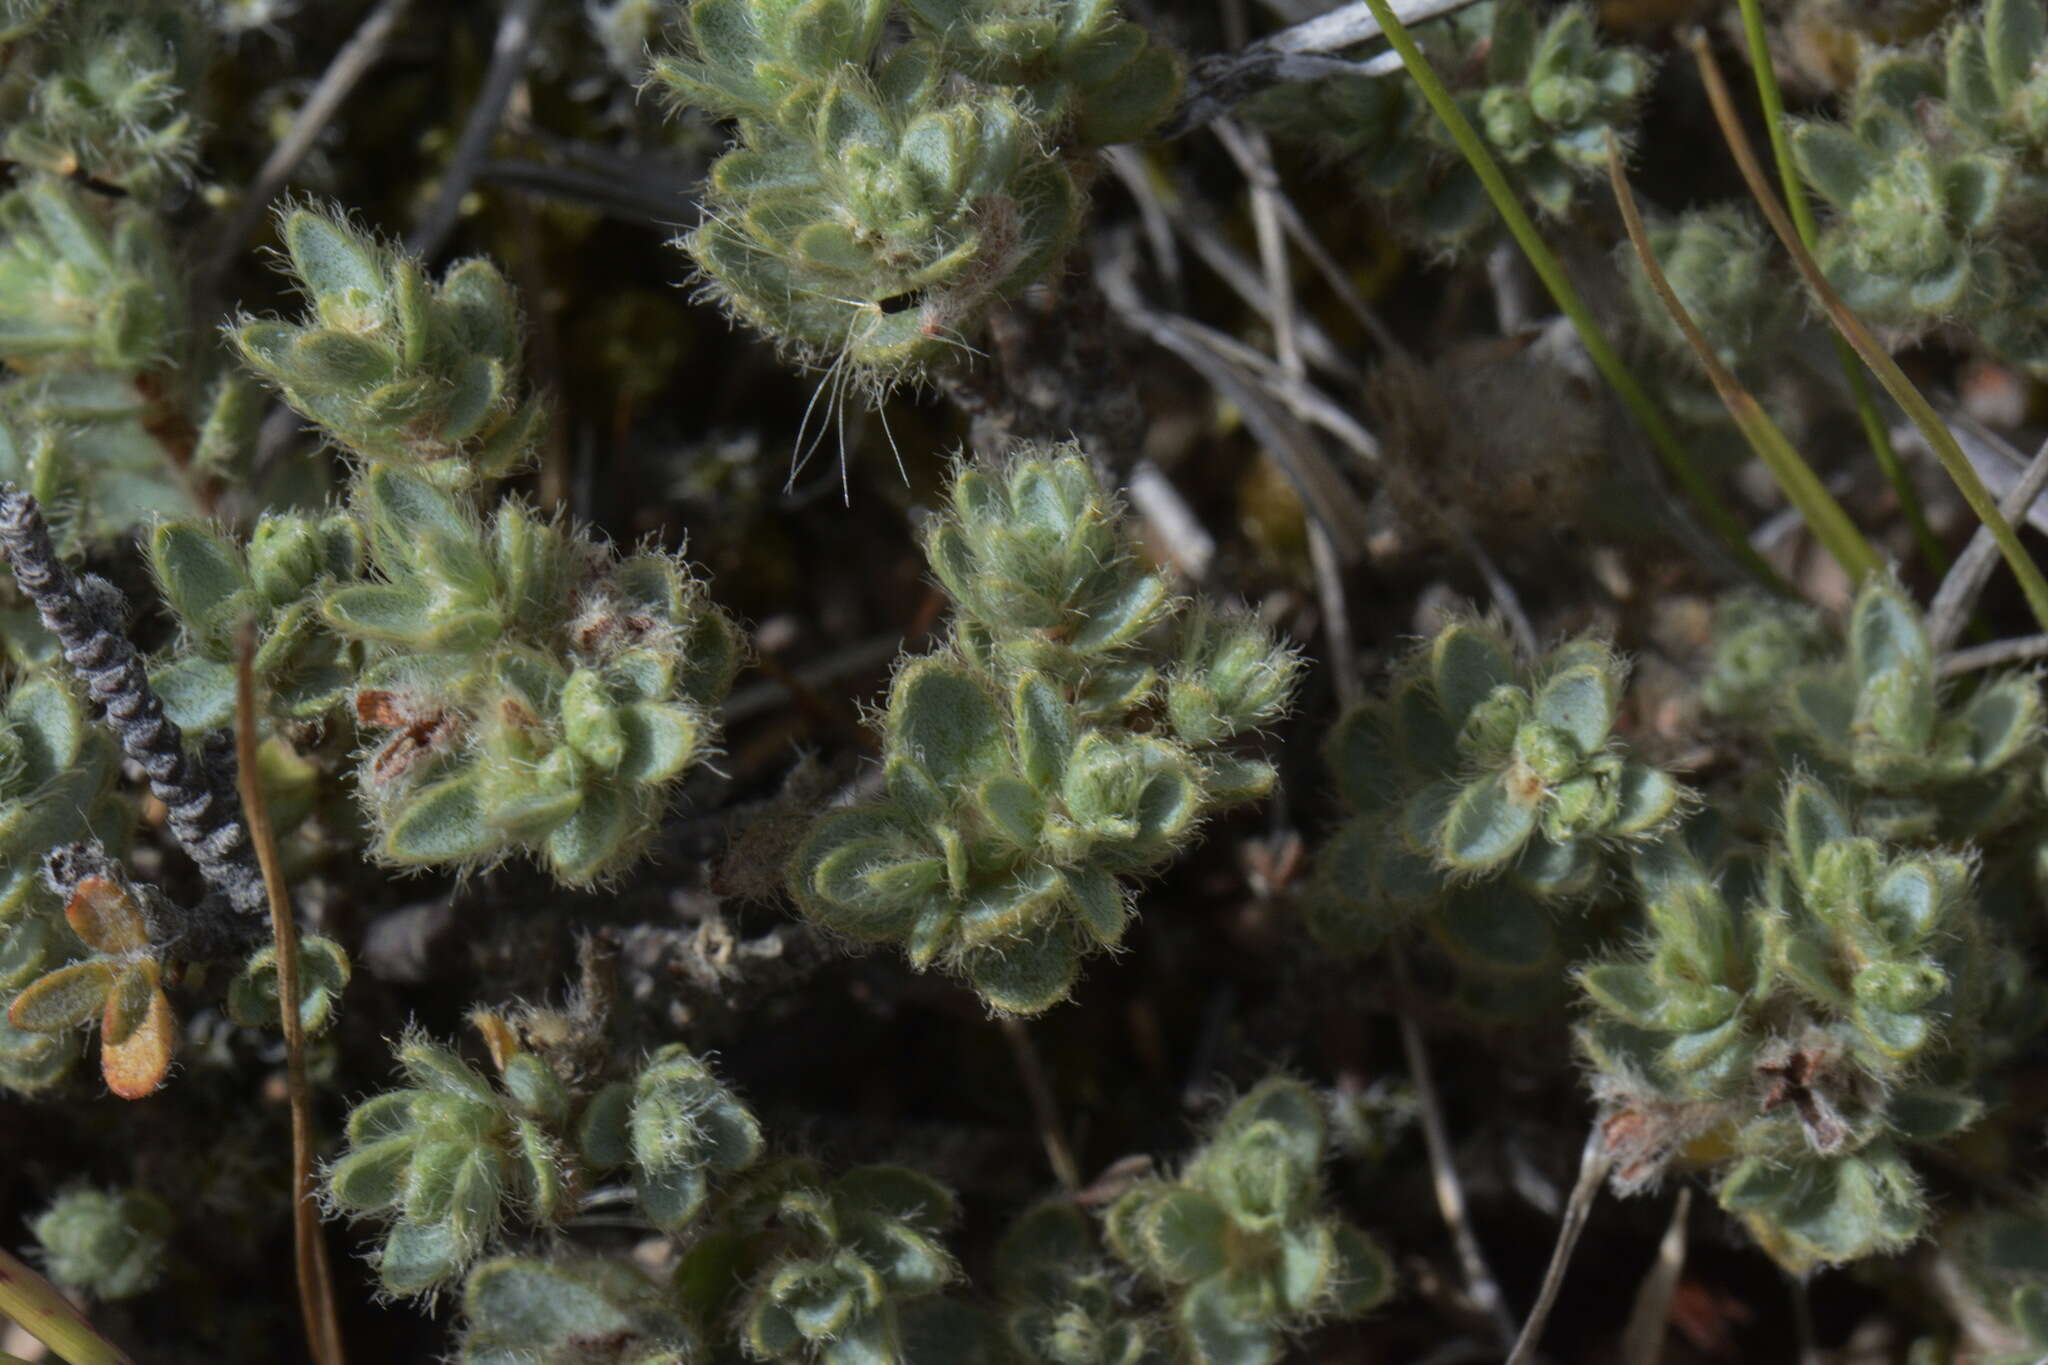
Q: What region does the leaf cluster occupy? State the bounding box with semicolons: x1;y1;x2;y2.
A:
1104;1078;1393;1365
0;673;126;1094
789;444;1300;1014
1304;619;1685;994
328;1026;763;1298
1248;1;1650;251
650;0;1175;388
1577;780;2003;1272
1790;0;2048;369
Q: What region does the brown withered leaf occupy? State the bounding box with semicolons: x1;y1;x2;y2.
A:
64;876;149;956
100;960;174;1099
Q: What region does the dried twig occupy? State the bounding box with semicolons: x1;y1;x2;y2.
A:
1099;235;1376;561
1789;1273;1819;1365
1101;239;1379;465
475;156;699;227
208;0;414;278
410;0;543;258
234;626;346;1365
1928;431;2048;653
1128;458;1219;582
1308;518;1360;706
1116;158;1362;385
1940;633;2048;676
0;484;266;929
1505;1126;1614;1365
1392;945;1518;1350
1486;241;1538;336
1621;1187;1691;1365
1166;0;1486;134
1100;145;1183;298
1220;118;1302;383
1209;117;1408;358
1455;525;1538;657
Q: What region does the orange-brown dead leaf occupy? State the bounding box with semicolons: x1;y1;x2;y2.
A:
65;877;149;956
101;961;158;1048
470;1009;519;1072
100;972;174;1100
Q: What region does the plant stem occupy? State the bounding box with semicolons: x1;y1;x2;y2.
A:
234;627;347;1365
1605;134;1880;584
1690;30;2048;631
1357;0;1784;591
1392;946;1517;1349
1504;1127;1613;1365
1731;0;1945;572
999;1016;1082;1193
0;1246;133;1365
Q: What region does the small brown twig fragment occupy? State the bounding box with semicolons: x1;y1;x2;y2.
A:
234;624;346;1365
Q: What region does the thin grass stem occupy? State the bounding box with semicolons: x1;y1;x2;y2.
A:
1731;0;1945;571
1689;30;2048;631
1357;0;1784;591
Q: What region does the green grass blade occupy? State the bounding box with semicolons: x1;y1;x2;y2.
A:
1691;31;2048;631
1606;135;1880;585
1357;0;1782;590
1733;0;1946;572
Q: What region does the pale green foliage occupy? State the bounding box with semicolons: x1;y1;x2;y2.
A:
1105;1078;1393;1365
996;1200;1166;1365
330;1029;762;1300
1793;53;2008;324
458;1253;700;1365
0;174;207;546
145;511;366;731
0;178;180;373
1706;577;2044;843
0;4;204;197
0;3;220;549
588;0;687;77
326;1032;585;1297
31;1186;173;1301
0;0;59;42
1247;0;1650;251
231;210;546;483
322;465;741;884
1621;206;1799;374
0;671;127;1095
650;0;1171;388
1790;1;2048;369
675;1159;962;1365
212;208;743;885
1946;0;2048;200
1304;620;1685;980
789;445;1300;1014
898;0;1182;144
225;935;351;1036
577;1042;767;1232
1698;590;1832;719
1577;781;2000;1273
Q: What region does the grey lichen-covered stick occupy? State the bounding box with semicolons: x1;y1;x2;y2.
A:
0;482;267;921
